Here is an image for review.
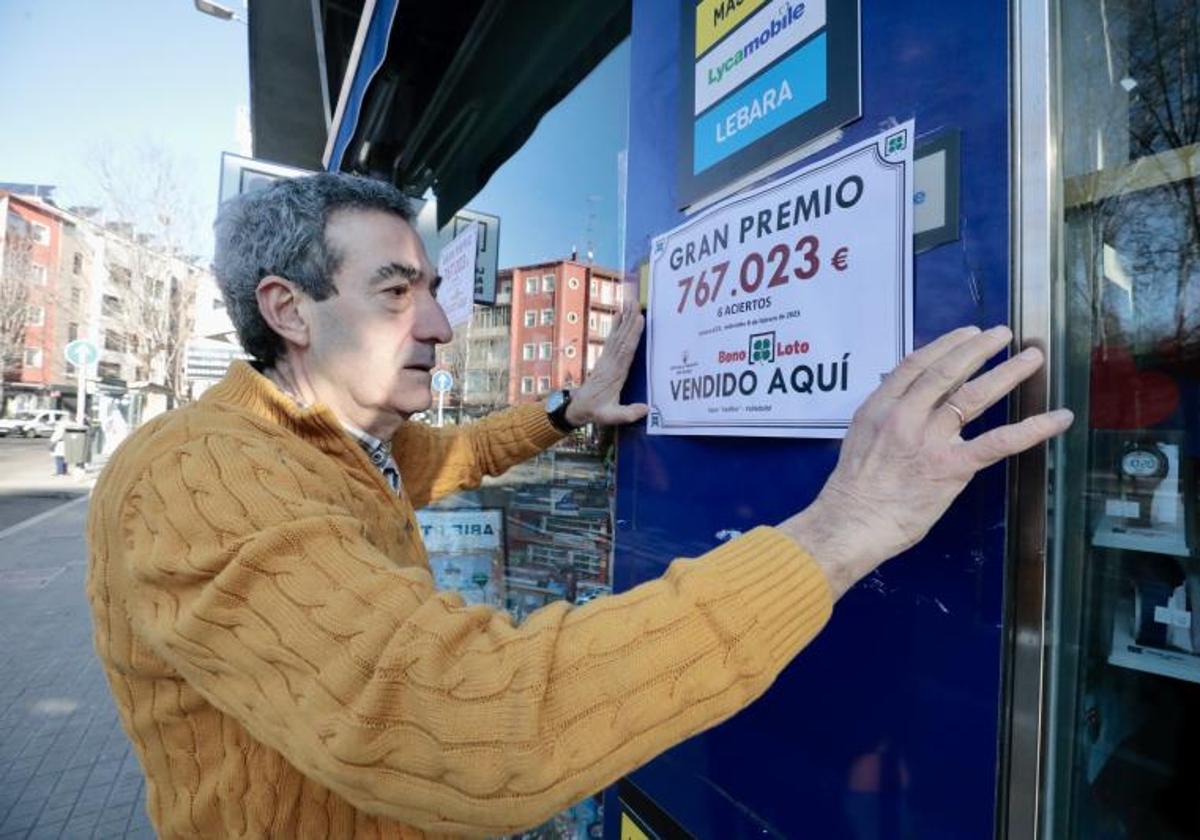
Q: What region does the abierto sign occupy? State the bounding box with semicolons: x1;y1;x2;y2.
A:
647;122;914;438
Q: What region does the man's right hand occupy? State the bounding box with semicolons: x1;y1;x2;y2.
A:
779;325;1073;599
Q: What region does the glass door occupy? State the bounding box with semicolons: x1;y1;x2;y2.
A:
1041;0;1200;836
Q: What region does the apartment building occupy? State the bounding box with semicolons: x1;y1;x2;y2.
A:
507;259;624;405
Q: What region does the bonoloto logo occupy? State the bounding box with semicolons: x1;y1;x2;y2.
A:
748;331;776;364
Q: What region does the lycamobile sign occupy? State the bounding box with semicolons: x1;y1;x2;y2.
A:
695;1;825;114
677;0;860;208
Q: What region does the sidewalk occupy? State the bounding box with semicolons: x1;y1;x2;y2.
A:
0;495;155;839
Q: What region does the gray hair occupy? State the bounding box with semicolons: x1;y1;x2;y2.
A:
212;172;413;366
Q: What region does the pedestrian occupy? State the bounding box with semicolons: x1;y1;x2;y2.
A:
86;173;1072;838
49;417;68;476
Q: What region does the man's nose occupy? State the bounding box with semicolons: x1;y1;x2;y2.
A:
414;290;454;344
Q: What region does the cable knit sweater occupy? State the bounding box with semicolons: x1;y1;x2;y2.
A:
86;362;833;838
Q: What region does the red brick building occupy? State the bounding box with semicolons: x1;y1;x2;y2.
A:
507;259;624;404
1;192;75;413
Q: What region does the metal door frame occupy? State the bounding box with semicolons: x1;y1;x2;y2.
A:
999;0;1063;837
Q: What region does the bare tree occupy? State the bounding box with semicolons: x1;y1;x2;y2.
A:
0;225;36;413
88;143;202;403
435;327;471;423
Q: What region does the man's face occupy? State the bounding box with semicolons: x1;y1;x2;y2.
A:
301;208;453;418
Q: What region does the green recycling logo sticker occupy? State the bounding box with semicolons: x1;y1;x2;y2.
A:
748;331;775;365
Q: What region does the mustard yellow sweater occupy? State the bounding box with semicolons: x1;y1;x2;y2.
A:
86;362;832;838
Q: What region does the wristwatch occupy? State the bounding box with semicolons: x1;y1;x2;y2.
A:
545;389;578;433
1116;440;1169;525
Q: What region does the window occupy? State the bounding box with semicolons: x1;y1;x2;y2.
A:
500;279;512;295
127;333;139;353
23;347;42;368
600;282;613;304
30;222;49;244
104;329;125;352
564;345;577;358
539;342;552;360
524;310;536;327
97;361;121;379
567;311;579;324
102;295;121;317
596;313;613;338
111;266;131;287
30;264;46;285
72;252;83;274
71;287;81;306
26;305;44;327
590;279;598;295
521;376;534;394
68;322;78;342
541;308;554;325
522;343;535;360
525;276;537;294
588;313;598;330
568;276;580;289
537;376;551;393
542;274;555;292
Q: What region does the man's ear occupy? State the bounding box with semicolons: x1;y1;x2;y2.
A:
256;276;310;350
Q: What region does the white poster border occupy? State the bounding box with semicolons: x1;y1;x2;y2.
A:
646;121;915;438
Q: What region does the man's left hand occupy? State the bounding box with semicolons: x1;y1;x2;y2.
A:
562;299;648;427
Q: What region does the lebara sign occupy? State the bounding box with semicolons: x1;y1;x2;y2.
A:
678;0;861;208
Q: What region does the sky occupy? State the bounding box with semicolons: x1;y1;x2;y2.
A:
0;1;630;269
469;41;630;270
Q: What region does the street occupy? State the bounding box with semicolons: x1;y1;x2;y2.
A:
0;438;90;533
0;437;154;839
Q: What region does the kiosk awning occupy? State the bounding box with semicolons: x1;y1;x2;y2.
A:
248;0;630;227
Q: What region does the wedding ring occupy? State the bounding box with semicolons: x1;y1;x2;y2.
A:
945;400;967;428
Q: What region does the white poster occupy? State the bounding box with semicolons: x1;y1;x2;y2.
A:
646;121;915;438
436;223;479;328
416;509;505;607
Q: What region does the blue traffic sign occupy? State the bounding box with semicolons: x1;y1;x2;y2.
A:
430;370;454;393
64;339;99;367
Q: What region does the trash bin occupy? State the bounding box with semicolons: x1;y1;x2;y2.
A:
64;428;87;468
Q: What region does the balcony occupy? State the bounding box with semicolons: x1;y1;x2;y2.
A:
469;324;510;340
463;389;508;406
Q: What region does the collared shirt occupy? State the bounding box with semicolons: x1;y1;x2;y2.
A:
342;424;403;495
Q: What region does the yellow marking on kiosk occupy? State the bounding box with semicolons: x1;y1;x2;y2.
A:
621;813;652;840
696;0;768;56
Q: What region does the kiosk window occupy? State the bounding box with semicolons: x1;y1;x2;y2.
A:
1042;2;1200;836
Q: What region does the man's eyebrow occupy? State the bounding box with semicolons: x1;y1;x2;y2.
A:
369;262;421;285
430;274;443;292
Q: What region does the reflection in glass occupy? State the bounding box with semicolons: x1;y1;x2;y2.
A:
1046;1;1200;836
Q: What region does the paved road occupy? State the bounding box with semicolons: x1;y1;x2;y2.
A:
0;439;90;533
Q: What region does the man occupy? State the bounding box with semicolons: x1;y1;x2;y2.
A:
50;416;68;476
86;173;1071;838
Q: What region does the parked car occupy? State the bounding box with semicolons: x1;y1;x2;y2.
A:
0;409;73;438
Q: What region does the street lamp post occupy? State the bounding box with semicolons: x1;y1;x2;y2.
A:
193;0;247;25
